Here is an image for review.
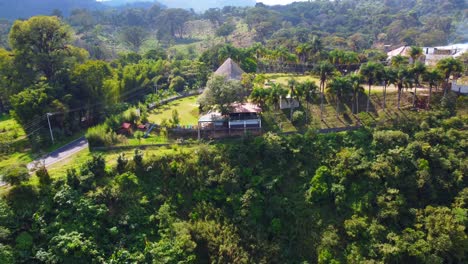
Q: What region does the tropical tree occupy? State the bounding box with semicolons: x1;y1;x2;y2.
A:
327;76;352;117
315;61;336;120
9;16;73;81
423;68;443;109
287;79;298;119
121;26;147;52
409;46;423;64
250;87;271;109
268;83;288;110
296;81;318;122
382;67;397;110
348;73;364;114
391;55;409;67
360;62;384;112
198;75;245;114
436;57;463;96
392;65;414;109
410;61;427;108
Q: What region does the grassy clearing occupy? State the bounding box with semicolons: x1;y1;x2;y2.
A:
148;95;199;126
263;73;320;86
46;145;200;178
0;114;26;140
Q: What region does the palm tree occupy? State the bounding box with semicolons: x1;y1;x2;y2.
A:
409;46;423;64
250;87;270;109
382;67;396;110
393;65;414;109
436;57;463;96
348;73;363;114
315;61;336;120
327;76;353;117
269;83;288;110
296;81;318;123
391;55;409;67
423;69;443;109
343;51;360;75
410;61;427;108
360;62;384;112
287;79;298;119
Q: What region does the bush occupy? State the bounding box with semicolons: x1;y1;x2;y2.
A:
0;164;29;186
372;130;409;151
86;124;124;148
292;111;305;125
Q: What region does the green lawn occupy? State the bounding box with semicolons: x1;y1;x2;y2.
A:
148;95;199;126
263;73;320;86
46;145;199;178
0;114;26;141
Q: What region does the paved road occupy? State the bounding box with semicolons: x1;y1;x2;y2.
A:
27;137;89;171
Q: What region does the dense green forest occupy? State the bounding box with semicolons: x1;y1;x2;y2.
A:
0;1;467;263
0;98;467;263
0;0;466;54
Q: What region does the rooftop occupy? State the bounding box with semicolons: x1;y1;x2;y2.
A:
214;58;245;81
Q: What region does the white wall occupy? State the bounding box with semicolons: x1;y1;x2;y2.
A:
452;81;468;94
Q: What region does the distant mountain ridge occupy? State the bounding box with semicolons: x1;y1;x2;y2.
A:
0;0;256;20
0;0;158;20
154;0;256;11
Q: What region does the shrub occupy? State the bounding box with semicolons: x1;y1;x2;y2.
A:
292;111;305;125
86;124;124;148
0;164;29;186
372;130;409;151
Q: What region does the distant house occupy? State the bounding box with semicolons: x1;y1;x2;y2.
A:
387;43;467;66
197;102;262;139
214;58;245;81
423;43;468;66
119;122;132;135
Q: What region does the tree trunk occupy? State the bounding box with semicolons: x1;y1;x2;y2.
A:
366;84;371;112
413;85;417;108
427;84;433;109
352;93;355;114
383;84;387;110
336;97;339;118
320;83;324;120
397;86;402;109
443;78;449;96
356;92;359;114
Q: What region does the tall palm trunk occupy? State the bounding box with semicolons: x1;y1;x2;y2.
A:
356;92;359;114
443;77;449;96
383;83;387;110
397;84;402;109
366;83;371;112
336;96;340;118
413;86;417;108
320;82;324;120
352;92;355;114
427;84;433;109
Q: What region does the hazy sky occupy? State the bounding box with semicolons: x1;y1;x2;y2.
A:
257;0;306;5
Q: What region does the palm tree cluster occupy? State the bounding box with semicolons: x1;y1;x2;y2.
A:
250;46;463;125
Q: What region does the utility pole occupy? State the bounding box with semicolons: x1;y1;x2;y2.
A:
46;113;55;144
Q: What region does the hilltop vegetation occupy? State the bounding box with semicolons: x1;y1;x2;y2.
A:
0;101;467;263
0;2;466;263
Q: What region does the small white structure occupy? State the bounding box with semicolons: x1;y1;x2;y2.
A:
279;95;300;110
452;81;468;94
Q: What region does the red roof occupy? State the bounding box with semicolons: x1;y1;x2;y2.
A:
122;123;132;129
230;103;261;114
